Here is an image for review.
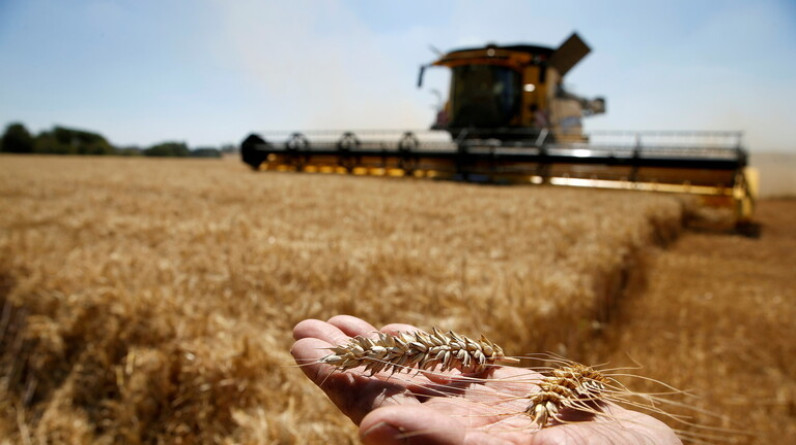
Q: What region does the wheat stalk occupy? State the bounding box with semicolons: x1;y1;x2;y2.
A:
320;327;517;375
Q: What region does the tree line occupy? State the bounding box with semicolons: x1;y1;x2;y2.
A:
0;122;236;158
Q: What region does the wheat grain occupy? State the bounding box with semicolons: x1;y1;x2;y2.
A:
320;328;517;375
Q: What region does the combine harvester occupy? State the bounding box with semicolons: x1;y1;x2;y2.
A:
241;33;758;234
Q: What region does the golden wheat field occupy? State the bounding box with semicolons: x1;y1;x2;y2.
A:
0;154;793;444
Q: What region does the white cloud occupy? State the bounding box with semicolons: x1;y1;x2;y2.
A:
214;1;437;131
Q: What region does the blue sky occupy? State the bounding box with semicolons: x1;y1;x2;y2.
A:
1;0;794;151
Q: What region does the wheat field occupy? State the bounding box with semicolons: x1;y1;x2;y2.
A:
0;154;793;444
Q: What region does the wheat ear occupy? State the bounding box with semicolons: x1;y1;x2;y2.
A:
320;327;518;375
525;363;608;427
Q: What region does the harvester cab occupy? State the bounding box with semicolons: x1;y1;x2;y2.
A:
241;32;758;235
419;33;605;143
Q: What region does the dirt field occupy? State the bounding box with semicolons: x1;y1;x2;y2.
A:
0;154;793;444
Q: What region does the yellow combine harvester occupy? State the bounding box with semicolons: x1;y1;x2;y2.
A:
241;33;758;234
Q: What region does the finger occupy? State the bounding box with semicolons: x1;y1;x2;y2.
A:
360;405;466;445
328;314;379;337
290;337;339;377
380;322;420;335
293;318;350;345
480;367;546;396
487;366;543;381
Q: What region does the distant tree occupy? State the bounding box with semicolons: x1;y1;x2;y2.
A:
1;122;34;153
33;131;65;154
52;126;115;155
191;147;222;158
144;142;190;157
33;126;115;155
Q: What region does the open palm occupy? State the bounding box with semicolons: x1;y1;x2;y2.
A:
291;315;681;445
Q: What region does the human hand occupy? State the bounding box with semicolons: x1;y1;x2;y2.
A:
291;315;682;445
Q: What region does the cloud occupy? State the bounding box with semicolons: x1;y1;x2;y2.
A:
215;1;437;131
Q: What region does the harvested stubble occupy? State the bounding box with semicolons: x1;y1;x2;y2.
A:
1;154;790;443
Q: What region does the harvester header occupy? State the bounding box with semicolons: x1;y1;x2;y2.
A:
241;33;757;232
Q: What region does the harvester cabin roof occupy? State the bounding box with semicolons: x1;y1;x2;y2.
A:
443;44;554;59
431;44;552;69
431;33;590;77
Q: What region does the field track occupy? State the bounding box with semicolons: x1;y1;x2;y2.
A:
0;155;793;443
591;198;796;443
